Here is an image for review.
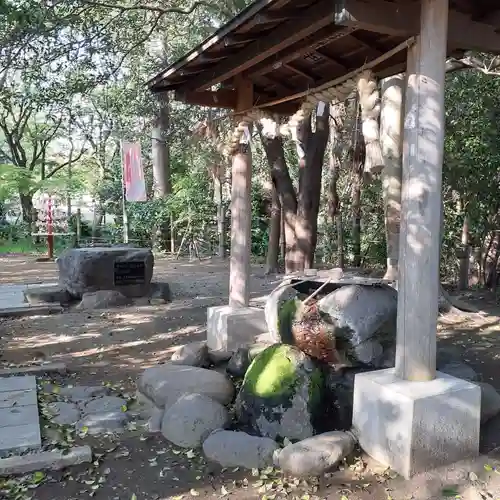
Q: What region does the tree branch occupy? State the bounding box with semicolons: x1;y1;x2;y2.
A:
46;147;87;179
79;0;215;16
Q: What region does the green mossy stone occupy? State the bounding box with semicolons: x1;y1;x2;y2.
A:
236;344;325;441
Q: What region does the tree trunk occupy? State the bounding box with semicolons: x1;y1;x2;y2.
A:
349;97;363;268
380;74;404;280
296;103;330;269
458;212;470;290
336;213;345;269
351;169;362;267
484;230;500;290
329;103;345;267
20;193;33;223
211;163;225;259
280;203;286;268
257;127;300;274
152;95;172;245
265;183;281;274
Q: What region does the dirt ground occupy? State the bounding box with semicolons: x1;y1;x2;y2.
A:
1;255;500;500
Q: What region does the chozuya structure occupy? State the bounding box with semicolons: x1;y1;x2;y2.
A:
148;0;500;478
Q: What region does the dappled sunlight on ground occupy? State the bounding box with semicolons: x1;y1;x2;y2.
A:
1;255;500;499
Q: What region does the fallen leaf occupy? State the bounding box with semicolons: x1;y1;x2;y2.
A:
32;471;45;484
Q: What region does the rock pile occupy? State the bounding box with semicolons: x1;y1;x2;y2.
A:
134;278;500;476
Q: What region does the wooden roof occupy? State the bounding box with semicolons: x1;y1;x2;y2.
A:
147;0;500;114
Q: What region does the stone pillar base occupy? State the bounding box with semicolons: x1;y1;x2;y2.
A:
207;306;268;352
352;368;480;479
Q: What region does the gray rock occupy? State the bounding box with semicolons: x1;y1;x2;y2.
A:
77;290;132;310
236;345;324;441
317;284;397;347
265;280;298;342
273;431;356;476
478;382;500;423
138;363;234;410
171;342;209;367
150;281;172;303
227;343;272;378
227;348;251;378
208;350;232;365
148;406;164;432
203;430;278;469
352;338;383;365
161;394;229;448
60;385;109;403
439;362;479;382
46;402;80;426
76;411;129;435
57;247;154;299
128;392;163;432
23;285;72;306
82;396;127;415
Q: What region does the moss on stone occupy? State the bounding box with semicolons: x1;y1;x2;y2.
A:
243;345;299;398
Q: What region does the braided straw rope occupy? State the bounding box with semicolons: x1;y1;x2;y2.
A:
223;72;372;155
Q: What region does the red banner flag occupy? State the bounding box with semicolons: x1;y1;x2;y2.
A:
122;141;147;202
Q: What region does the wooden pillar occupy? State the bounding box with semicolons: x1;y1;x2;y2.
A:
229;77;253;308
395;0;448;382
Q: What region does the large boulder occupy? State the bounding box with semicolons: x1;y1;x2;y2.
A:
203;430;278;469
137;363;234;410
268;281;397;367
57;247;154;298
161;394;229;448
236;344;324;441
317;284;397;366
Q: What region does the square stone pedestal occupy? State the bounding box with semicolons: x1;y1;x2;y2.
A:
207;305;268;352
352;368;480;479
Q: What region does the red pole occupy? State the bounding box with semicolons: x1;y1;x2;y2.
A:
47;196;54;259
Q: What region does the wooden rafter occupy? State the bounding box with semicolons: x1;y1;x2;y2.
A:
284;63;317;82
348;33;383;57
314;49;349;72
243;26;355;79
183;0;344;92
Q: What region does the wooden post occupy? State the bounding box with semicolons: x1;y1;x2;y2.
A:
229;77;253;308
395;0;448;382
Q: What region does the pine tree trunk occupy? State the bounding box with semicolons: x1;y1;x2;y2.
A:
380;74;404;280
